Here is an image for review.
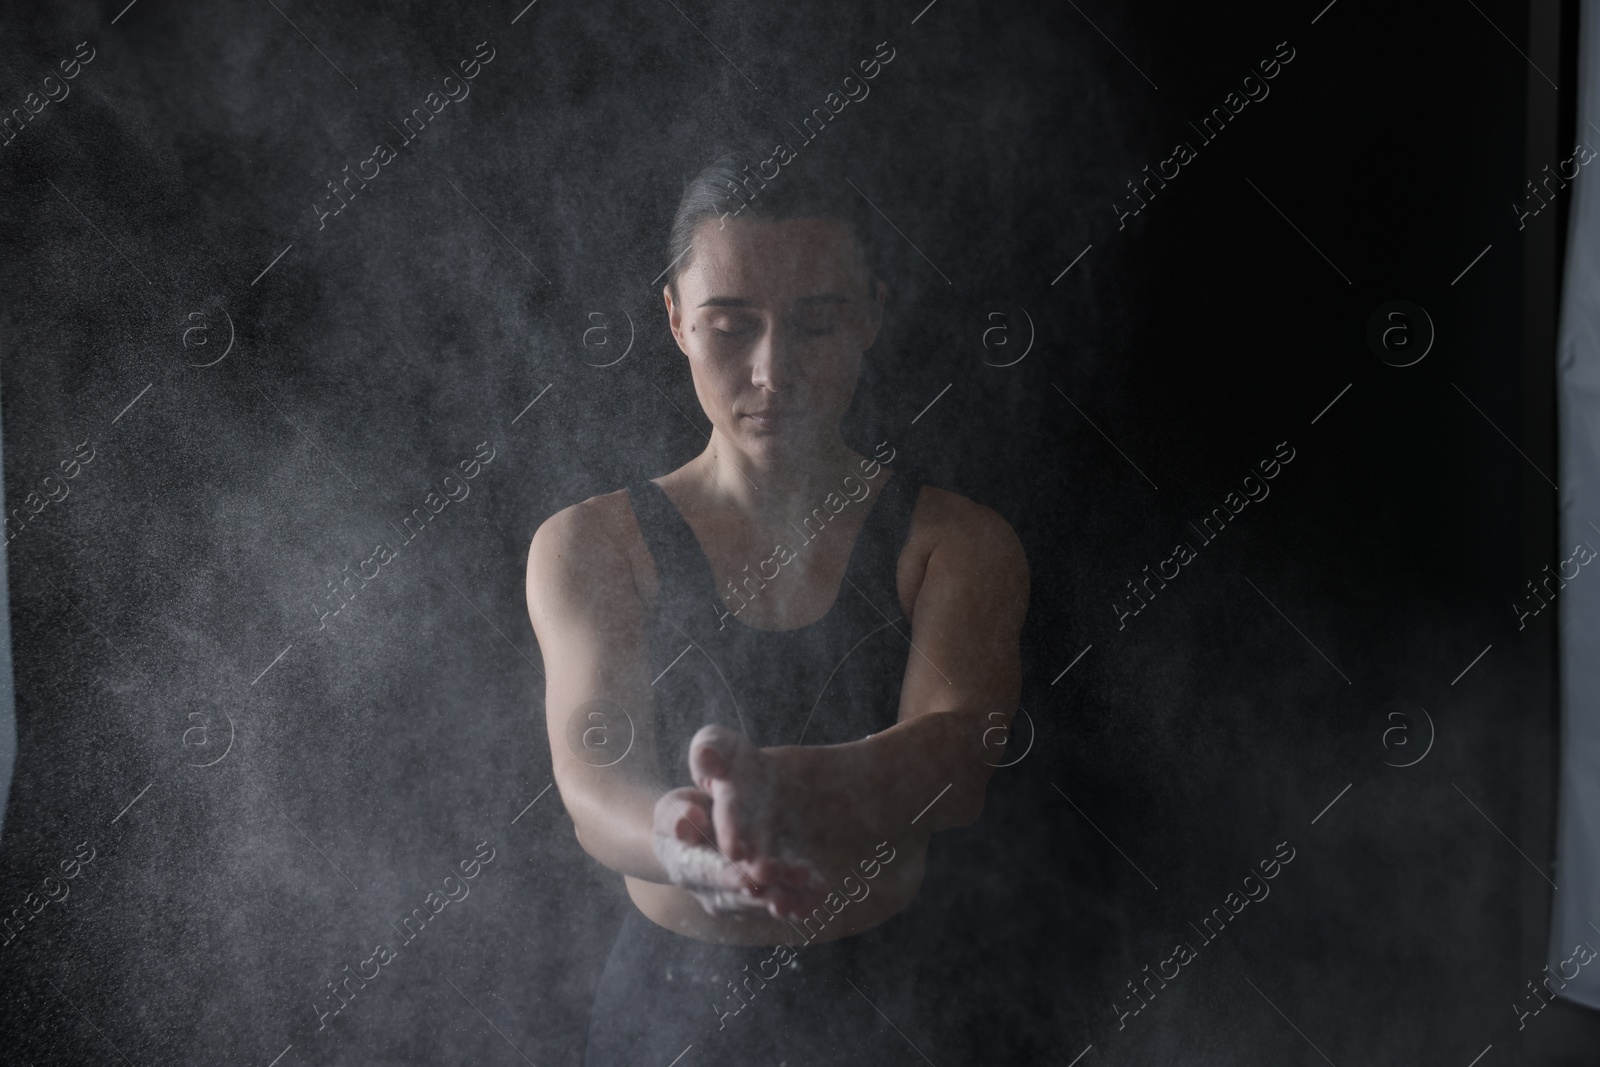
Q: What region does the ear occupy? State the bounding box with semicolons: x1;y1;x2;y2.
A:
664;283;691;356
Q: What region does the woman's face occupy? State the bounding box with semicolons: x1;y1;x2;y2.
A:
664;215;886;465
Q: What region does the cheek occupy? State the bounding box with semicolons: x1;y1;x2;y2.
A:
686;348;745;404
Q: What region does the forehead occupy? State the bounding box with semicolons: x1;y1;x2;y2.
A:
678;216;866;302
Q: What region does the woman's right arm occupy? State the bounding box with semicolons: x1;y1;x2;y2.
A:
524;497;825;918
525;498;673;882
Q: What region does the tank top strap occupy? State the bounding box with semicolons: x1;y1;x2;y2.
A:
841;463;924;622
624;478;713;610
627;465;924;626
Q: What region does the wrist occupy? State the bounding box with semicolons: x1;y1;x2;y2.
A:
764;742;882;848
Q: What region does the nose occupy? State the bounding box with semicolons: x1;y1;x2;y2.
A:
748;319;791;393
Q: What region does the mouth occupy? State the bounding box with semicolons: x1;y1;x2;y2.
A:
741;411;786;431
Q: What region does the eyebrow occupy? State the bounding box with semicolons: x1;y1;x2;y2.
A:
695;294;852;308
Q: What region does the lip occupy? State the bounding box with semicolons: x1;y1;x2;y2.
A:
741;411;787;430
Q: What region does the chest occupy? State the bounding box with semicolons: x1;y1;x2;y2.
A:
626;496;934;633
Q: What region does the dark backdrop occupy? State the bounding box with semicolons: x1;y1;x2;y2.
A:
0;0;1576;1063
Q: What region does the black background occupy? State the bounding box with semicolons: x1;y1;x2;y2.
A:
0;0;1585;1063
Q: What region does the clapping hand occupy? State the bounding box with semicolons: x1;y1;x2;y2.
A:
650;724;829;921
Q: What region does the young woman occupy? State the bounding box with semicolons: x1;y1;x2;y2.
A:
525;157;1029;1065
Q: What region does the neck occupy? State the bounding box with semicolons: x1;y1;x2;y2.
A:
690;429;863;518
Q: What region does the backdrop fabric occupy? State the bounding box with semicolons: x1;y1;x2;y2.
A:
0;373;14;843
1552;0;1600;1012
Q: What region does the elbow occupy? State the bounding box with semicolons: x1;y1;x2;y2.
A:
555;782;601;862
945;738;999;828
563;825;611;870
569;813;611;866
566;803;641;876
939;781;988;829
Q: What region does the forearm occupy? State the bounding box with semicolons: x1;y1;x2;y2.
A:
559;766;674;884
562;704;1005;899
764;707;1000;864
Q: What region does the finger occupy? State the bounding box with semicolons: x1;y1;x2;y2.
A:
696;887;750;917
773;858;829;914
753;849;816;889
692;729;776;866
653;790;741;892
673;794;716;845
769;895;811;922
739;852;783;886
709;776;756;862
653;786;711;837
723;837;814;893
714;873;793;918
689;731;750;859
694;864;779;915
757;873;806;917
765;879;820;922
730;853;818;917
682;835;769;897
675;813;702;844
688;725;739;791
701;886;774;918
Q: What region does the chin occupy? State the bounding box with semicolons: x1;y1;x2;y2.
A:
723;414;836;458
738;434;785;458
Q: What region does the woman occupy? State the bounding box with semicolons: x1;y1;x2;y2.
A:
525;157;1029;1065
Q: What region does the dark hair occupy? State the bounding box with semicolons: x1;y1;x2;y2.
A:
663;154;879;295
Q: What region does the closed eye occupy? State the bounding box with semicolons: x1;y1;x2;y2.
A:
793;316;838;337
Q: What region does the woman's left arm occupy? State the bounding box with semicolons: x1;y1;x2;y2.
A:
690;494;1030;883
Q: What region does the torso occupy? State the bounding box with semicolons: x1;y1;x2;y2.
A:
595;459;955;944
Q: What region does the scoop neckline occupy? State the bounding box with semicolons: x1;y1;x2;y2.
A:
645;469;898;635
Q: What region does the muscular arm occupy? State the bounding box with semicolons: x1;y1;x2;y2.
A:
705;493;1029;892
528;488;1028;937
525;496;672;883
526;495;822;922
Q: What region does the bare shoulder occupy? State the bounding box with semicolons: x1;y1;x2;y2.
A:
897;478;1029;620
907;481;1028;573
526;487;657;613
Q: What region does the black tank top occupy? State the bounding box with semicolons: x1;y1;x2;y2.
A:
624;464;924;786
592;463;1022;1067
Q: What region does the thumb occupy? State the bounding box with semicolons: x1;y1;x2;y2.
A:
688;724;743;791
